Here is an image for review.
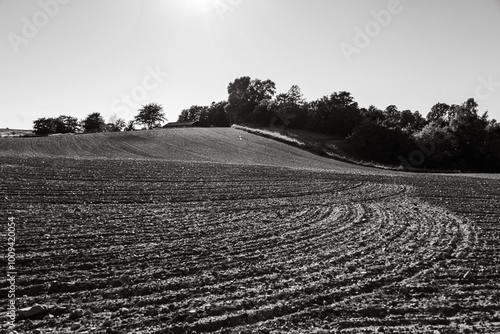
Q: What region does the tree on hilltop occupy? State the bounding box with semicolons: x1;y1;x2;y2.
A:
55;115;80;133
225;76;276;124
83;112;106;133
178;105;207;123
135;103;167;129
33;117;57;135
33;115;80;135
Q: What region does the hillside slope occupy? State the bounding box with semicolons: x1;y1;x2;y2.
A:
0;128;373;173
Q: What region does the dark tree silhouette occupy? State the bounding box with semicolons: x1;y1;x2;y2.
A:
33;115;80;135
226;76;276;124
33;117;57;135
135;103;167;129
55;115;80;133
83;112;106;133
178;105;207;123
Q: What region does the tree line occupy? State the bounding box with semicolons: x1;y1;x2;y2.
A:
32;103;166;135
178;76;499;172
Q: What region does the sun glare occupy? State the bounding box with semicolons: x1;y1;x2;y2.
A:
187;0;214;12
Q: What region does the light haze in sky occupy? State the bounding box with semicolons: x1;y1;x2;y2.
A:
1;0;499;129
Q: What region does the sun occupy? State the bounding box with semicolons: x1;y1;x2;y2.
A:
187;0;214;12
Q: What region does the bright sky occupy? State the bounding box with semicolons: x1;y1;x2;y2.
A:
1;0;499;129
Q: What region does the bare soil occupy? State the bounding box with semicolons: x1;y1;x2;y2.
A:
1;129;499;333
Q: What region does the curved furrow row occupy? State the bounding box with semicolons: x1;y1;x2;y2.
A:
221;200;478;333
1;158;499;334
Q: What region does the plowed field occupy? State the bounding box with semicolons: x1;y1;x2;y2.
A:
1;129;499;333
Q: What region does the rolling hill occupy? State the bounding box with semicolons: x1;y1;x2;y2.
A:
0;128;374;173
